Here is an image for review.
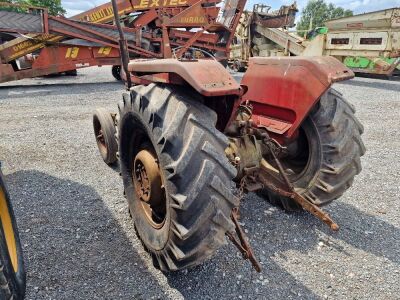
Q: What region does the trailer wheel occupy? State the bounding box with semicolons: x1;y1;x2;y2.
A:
259;89;366;211
65;69;77;76
0;169;26;300
232;60;246;72
118;84;238;271
112;65;122;81
93;108;118;165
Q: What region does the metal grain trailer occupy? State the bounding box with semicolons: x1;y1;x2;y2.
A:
324;7;400;76
231;6;400;77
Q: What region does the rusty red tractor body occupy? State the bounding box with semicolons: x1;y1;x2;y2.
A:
0;1;366;273
94;36;365;270
0;0;365;271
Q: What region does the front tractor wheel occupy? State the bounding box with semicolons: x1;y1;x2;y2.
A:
118;84;238;271
259;89;366;211
93;108;118;165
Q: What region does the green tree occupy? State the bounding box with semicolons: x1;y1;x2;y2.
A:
0;0;65;16
297;0;353;31
27;0;66;16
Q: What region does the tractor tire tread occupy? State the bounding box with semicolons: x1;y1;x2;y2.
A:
119;84;238;271
261;88;365;210
93;108;118;165
306;88;365;206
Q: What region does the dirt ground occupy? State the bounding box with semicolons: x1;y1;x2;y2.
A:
0;67;399;299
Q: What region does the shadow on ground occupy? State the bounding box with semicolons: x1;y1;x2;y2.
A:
5;169;398;299
166;193;399;299
5;170;165;299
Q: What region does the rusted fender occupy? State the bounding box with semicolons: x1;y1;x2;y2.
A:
128;58;242;97
241;56;354;138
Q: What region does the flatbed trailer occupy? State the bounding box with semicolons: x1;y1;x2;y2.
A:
0;0;246;84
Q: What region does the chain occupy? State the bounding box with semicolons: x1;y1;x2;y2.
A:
227;175;262;272
237;175;247;202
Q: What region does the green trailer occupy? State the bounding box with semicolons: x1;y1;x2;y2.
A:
230;7;400;77
323;7;400;76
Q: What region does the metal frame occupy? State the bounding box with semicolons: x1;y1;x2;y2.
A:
0;0;246;84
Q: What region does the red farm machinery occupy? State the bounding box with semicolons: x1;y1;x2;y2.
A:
92;1;365;272
0;0;244;83
0;1;365;273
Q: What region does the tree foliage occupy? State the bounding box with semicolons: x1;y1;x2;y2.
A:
0;0;66;16
297;0;353;31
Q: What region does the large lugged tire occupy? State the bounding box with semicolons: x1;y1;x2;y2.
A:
93;108;118;165
118;84;238;271
0;169;26;299
259;88;366;211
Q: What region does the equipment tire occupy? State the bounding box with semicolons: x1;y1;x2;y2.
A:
93;108;118;165
0;169;26;300
232;60;246;72
259;88;366;211
231;60;240;72
118;84;238;271
112;65;122;81
65;69;77;76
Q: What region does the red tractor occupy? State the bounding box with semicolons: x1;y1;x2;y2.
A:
93;3;365;270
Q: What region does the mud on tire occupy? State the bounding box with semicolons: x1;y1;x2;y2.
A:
118;84;238;271
259;88;366;210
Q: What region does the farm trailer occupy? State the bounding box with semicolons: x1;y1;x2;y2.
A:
0;0;245;84
230;6;400;77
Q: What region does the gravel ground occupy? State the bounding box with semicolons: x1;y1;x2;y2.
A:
0;67;399;299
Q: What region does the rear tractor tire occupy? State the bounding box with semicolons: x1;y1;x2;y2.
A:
118;84;238;271
0;169;26;299
259;88;366;211
93;108;118;165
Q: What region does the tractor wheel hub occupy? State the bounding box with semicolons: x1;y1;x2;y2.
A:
133;149;165;228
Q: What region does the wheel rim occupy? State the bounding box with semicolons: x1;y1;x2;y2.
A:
0;186;18;273
272;119;321;189
132;149;166;229
94;118;107;156
281;126;312;181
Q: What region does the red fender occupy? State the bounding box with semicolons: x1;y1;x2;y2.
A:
241;56;354;139
128;58;241;97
